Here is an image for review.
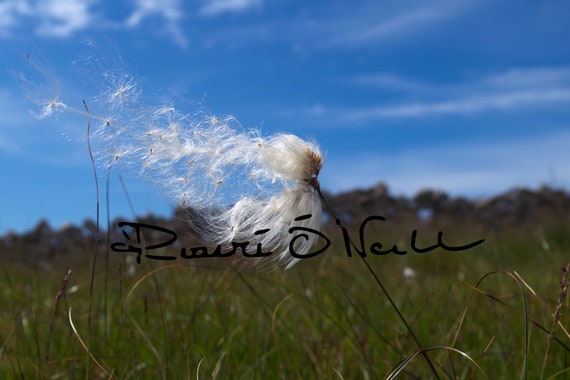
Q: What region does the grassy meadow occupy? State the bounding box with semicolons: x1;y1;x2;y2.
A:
1;209;569;379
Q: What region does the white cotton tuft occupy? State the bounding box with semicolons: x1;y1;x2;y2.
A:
204;135;324;269
20;55;325;269
102;108;325;269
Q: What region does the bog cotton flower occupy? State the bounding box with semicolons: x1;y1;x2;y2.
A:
23;58;324;269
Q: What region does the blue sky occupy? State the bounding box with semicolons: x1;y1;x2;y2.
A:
1;0;569;234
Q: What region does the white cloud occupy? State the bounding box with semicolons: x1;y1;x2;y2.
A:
35;0;95;37
199;0;262;17
0;0;32;37
125;0;187;47
126;0;181;27
0;0;187;46
0;0;482;51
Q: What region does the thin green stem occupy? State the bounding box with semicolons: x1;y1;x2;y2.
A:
315;187;439;377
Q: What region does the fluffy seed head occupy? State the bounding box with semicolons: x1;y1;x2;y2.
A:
19;54;325;269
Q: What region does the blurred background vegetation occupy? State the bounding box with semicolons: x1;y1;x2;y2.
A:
1;183;569;378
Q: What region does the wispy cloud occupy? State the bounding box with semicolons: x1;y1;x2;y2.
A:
0;0;96;38
480;67;570;90
154;0;481;52
125;0;187;47
0;0;187;46
348;73;431;93
34;0;95;37
300;66;570;123
337;89;570;120
0;0;32;37
0;0;482;51
199;0;262;17
292;0;479;50
351;66;570;94
322;7;445;48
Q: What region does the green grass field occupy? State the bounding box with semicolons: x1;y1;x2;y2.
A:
1;216;569;379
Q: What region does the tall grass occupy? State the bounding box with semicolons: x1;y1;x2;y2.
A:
1;215;569;378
